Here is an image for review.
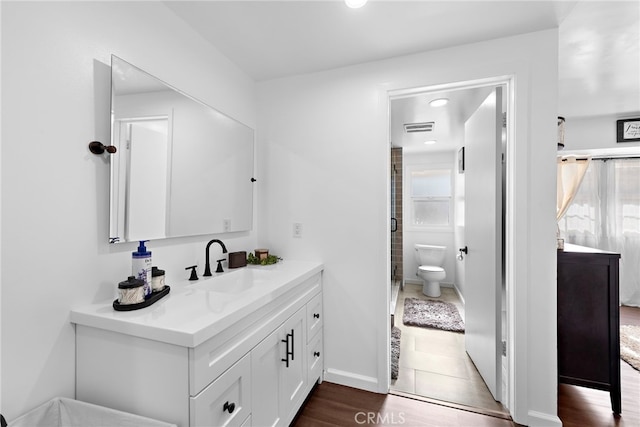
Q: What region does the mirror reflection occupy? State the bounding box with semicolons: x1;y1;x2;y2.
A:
109;56;254;243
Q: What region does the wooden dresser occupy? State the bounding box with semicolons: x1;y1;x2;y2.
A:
557;243;621;414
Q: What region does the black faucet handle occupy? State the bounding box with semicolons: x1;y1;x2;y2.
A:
216;259;225;273
185;265;198;281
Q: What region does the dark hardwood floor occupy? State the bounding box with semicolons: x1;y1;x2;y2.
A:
620;304;640;327
293;305;640;427
292;382;516;427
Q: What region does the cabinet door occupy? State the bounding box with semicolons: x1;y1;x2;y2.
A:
558;261;611;383
252;307;307;427
190;353;251;427
251;326;281;427
279;306;308;420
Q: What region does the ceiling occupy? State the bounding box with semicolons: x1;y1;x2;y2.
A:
164;0;639;150
165;1;579;81
389;86;494;152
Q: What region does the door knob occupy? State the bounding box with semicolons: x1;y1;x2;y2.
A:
457;246;468;261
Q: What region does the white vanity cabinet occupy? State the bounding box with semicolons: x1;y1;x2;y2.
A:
71;261;323;427
251;307;307;426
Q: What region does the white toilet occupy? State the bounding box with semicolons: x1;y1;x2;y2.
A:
414;244;447;297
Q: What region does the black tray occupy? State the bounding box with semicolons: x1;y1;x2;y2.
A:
113;286;171;311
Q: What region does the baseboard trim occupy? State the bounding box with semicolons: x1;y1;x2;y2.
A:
390;390;512;421
404;279;455;288
527;410;562;427
323;368;380;393
453;283;465;305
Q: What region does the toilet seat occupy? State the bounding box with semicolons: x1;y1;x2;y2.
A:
418;265;444;273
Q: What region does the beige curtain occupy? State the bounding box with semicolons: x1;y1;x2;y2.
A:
557;156;591;221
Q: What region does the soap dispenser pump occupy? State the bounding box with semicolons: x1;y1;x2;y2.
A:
132;240;152;298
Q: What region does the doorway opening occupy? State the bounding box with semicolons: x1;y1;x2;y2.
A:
387;78;511;418
110;116;170;242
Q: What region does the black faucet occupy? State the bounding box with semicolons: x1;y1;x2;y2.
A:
204;239;228;276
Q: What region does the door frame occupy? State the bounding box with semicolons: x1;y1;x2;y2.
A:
383;74;515;412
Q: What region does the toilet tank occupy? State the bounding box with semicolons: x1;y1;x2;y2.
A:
414;244;446;266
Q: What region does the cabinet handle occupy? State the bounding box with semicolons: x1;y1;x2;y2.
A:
281;334;290;367
314;351;321;357
313;313;320;319
290;329;295;361
281;330;294;367
223;401;235;414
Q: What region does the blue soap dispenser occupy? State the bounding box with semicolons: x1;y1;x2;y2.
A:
132;240;152;298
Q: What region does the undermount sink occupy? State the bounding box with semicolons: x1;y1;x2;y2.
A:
188;267;271;294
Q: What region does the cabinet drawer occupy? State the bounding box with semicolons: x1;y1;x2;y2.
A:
306;293;323;342
190;353;251;427
308;329;323;384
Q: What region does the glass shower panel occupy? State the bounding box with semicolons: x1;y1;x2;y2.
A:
391;148;403;287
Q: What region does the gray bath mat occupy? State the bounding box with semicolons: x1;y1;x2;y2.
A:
391;326;401;380
402;297;465;332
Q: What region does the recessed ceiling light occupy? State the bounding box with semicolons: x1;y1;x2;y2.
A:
429;98;449;107
424;140;437;145
345;0;368;8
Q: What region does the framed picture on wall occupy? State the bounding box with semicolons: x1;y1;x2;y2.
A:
458;147;465;173
616;118;640;142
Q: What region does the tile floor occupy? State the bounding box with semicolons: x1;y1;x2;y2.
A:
391;283;508;415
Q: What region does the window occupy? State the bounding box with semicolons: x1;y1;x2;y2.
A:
559;158;640;306
407;166;452;227
616;160;640;233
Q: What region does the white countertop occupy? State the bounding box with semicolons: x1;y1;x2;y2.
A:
71;260;323;347
561;243;620;256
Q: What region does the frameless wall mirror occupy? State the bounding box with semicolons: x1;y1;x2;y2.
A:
109;55;255;243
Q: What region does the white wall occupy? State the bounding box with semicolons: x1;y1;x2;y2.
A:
563;113;640;152
1;2;257;419
257;29;560;426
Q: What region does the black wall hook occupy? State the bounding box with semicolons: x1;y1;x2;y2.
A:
88;141;117;155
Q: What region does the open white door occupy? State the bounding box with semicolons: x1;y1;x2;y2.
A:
126;119;169;241
463;87;503;401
